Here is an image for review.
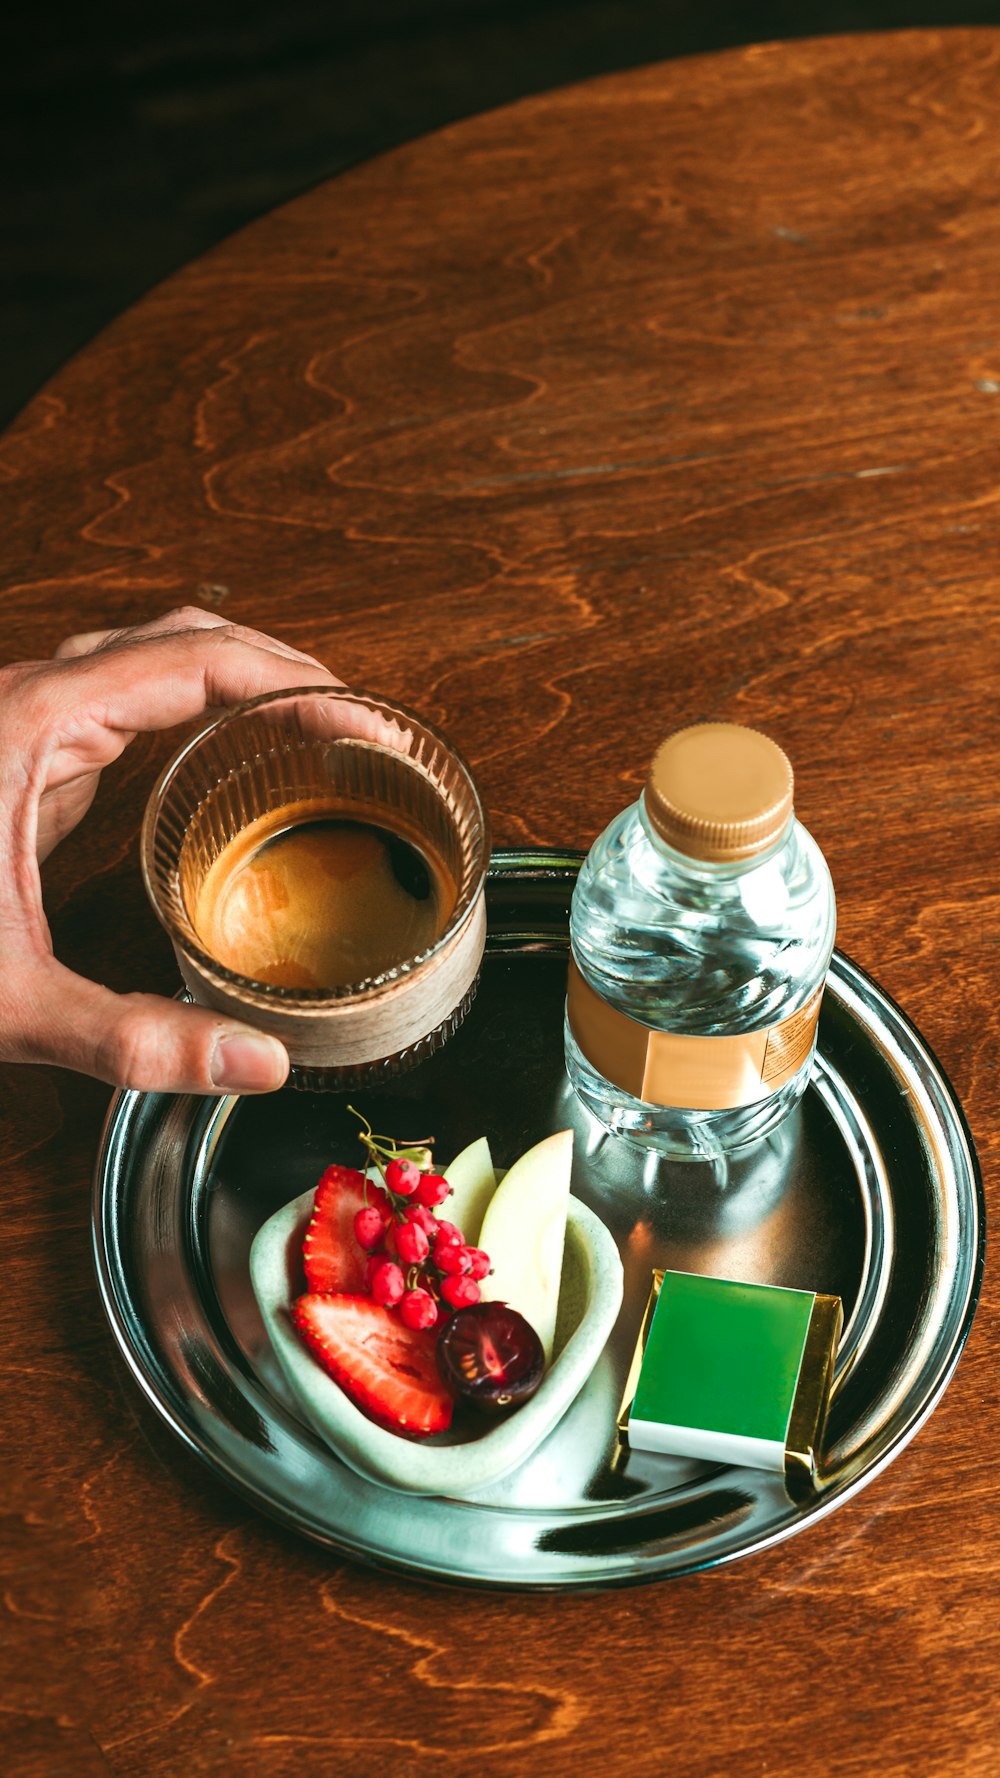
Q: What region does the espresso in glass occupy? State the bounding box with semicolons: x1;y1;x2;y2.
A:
193;799;457;991
145;686;488;1086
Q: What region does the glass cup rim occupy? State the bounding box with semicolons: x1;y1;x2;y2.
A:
141;683;491;1006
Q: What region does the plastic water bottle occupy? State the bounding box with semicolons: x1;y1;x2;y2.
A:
564;723;836;1159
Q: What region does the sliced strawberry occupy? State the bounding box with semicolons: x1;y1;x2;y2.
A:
302;1165;382;1294
291;1293;453;1437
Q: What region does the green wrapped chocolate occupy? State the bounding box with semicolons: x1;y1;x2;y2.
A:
618;1269;842;1493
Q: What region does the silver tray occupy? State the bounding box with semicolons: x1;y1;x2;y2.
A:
92;849;984;1589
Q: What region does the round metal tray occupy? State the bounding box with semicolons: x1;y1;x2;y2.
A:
92;850;984;1589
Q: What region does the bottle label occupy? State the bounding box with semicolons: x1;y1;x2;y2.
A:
567;959;824;1112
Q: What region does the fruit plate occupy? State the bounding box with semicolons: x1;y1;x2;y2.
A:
92;849;984;1590
250;1190;623;1494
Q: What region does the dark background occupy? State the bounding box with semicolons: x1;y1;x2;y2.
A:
5;0;1000;427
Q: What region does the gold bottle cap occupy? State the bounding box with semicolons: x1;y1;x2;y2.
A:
645;723;794;863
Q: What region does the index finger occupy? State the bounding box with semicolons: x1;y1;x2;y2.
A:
52;623;342;737
54;606;331;676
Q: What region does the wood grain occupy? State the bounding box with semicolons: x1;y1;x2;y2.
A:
2;28;999;1776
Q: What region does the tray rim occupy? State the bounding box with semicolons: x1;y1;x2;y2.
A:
90;847;986;1589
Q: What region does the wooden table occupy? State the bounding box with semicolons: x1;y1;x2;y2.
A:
3;27;998;1776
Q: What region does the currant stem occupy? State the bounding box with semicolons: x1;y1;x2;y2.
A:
346;1105;434;1163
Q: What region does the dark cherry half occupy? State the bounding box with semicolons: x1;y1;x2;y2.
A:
436;1301;545;1415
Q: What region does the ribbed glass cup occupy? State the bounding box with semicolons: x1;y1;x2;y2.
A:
142;687;490;1090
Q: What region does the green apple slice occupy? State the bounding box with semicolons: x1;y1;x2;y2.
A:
477;1129;573;1364
443;1136;497;1246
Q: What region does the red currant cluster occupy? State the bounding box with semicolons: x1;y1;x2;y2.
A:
350;1114;492;1332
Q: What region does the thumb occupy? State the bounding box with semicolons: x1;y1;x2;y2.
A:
22;962;288;1094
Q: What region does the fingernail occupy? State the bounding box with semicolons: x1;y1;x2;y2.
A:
211;1029;288;1091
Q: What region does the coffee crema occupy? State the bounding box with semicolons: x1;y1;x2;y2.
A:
192;801;457;991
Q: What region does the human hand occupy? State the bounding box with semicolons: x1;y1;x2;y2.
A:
0;607;341;1094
